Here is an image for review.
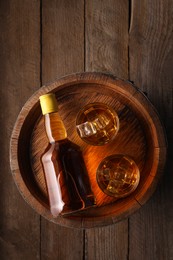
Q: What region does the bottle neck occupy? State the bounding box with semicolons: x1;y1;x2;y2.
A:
44;112;67;143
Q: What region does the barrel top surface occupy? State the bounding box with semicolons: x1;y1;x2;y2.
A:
10;72;167;228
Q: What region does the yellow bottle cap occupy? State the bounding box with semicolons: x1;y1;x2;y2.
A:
39;93;58;115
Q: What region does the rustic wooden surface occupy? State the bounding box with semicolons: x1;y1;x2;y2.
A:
10;72;166;227
0;1;40;259
1;0;173;259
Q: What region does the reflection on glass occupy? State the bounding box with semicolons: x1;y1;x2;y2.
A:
96;155;140;198
76;103;119;146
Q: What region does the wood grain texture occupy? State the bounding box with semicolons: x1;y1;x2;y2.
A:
4;0;172;259
85;0;129;259
10;72;166;228
85;0;129;79
30;79;145;207
41;0;84;259
129;0;173;259
42;0;84;82
85;221;128;260
0;0;40;259
41;221;84;260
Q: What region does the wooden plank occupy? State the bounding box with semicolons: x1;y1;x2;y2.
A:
0;0;40;259
42;0;84;81
85;0;129;259
41;1;84;259
85;0;129;79
84;222;128;260
129;0;173;259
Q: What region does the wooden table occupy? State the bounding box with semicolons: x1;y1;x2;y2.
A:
1;1;173;259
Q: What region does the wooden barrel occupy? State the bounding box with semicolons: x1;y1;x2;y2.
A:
10;72;167;228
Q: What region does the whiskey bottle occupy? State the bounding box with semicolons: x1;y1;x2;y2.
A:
39;93;96;217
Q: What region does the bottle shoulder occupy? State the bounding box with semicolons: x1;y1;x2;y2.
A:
41;139;82;163
57;139;81;152
41;143;56;163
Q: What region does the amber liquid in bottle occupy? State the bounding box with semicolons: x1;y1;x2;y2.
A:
41;110;96;217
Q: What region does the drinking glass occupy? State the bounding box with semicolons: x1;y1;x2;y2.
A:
76;103;119;146
96;154;140;198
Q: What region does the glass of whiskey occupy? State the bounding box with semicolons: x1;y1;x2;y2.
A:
96;155;140;198
76;103;119;146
